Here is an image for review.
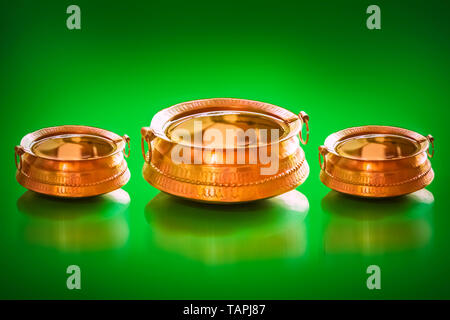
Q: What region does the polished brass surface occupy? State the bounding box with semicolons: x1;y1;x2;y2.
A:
335;134;420;160
141;98;310;203
15;125;131;198
165;110;289;147
319;126;434;197
32;134;117;160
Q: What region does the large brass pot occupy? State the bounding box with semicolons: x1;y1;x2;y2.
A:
319;125;434;197
141;98;310;203
15;125;131;197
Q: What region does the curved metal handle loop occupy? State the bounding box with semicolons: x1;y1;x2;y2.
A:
298;111;310;145
141;136;150;163
15;146;24;171
318;145;328;171
122;134;131;158
141;127;155;163
426;134;434;158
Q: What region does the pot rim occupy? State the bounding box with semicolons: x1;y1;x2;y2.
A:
148;98;304;150
19;125;128;162
322;125;431;162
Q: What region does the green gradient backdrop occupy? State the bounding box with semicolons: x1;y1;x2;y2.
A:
1;0;449;299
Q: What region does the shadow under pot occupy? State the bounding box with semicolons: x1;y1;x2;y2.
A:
15;125;131;198
318;125;434;198
141;98;311;203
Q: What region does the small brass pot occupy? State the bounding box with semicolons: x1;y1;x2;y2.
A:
141;98;310;203
15;125;131;197
319;125;434;197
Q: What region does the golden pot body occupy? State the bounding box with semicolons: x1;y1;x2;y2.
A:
141;98;310;203
319;126;434;198
15;125;131;198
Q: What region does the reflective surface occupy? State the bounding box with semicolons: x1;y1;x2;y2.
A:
142;99;310;203
166;110;288;147
145;190;309;264
2;0;450;299
321;190;433;254
16;126;131;197
336;134;420;160
32;134;117;160
320;126;433;197
17;189;130;251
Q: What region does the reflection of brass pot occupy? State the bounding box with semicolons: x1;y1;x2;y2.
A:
17;189;130;251
15;125;131;197
319;126;434;197
141;98;310;203
321;190;433;253
145;190;309;264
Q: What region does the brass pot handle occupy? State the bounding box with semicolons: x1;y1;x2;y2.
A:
122;134;131;158
15;145;24;171
298;111;310;145
318;145;328;170
426;134;434;158
141;127;155;163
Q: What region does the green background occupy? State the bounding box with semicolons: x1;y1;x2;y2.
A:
1;0;449;299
